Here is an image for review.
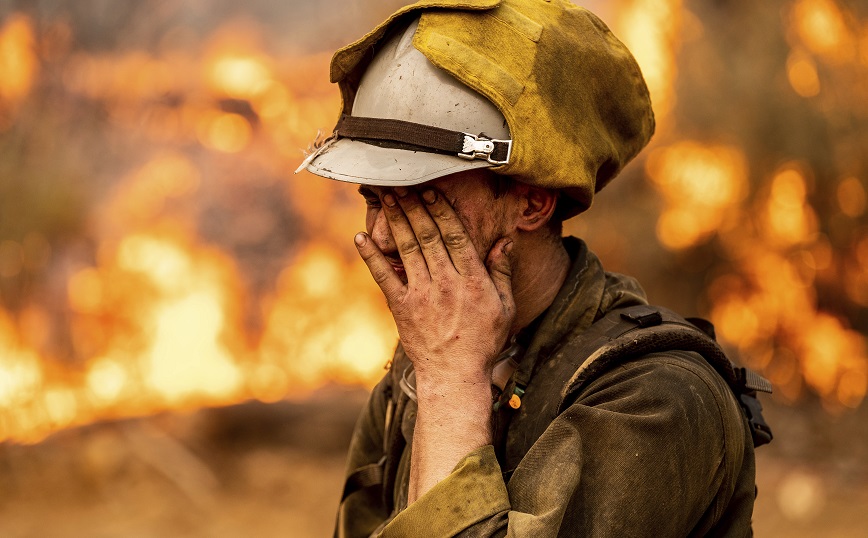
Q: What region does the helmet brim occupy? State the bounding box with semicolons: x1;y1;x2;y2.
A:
305;137;493;186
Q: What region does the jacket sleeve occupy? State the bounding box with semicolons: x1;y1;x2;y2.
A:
379;352;751;537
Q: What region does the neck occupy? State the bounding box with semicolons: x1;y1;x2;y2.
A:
509;234;570;335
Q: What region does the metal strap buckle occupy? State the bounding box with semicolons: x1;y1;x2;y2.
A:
458;134;512;165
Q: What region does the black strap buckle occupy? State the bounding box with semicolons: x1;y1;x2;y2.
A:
734;367;773;394
620;308;663;328
739;392;774;447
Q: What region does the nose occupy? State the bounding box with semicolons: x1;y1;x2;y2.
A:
369;207;396;255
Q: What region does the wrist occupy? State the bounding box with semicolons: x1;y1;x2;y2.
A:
414;378;494;404
407;363;496;504
411;351;494;387
414;378;495;434
413;383;494;454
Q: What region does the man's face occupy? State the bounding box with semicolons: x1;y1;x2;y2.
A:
357;169;514;283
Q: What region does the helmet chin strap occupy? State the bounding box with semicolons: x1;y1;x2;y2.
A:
335;115;512;166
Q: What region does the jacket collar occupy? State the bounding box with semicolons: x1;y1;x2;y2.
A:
519;237;648;378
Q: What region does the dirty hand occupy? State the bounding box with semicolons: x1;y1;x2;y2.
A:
354;186;516;387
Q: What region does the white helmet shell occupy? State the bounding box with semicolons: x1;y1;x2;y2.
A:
305;18;510;186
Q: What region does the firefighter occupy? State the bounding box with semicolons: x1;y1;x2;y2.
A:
300;1;767;536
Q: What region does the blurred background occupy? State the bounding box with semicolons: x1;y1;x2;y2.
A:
0;0;866;535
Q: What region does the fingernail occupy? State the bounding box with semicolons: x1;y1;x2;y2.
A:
503;240;514;254
383;193;397;207
394;186;409;198
422;189;437;204
354;233;367;247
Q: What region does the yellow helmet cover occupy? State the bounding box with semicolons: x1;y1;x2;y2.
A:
325;0;655;217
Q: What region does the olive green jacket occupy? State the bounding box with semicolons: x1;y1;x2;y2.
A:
337;238;756;537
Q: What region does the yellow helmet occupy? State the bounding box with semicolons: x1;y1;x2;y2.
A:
302;0;655;218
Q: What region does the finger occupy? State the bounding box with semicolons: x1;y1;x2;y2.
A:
422;188;483;275
393;187;452;277
486;238;515;312
354;232;405;303
382;191;430;283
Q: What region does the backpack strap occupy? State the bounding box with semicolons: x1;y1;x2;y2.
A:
337;348;408;510
340;456;386;502
558;305;773;445
499;305;773;475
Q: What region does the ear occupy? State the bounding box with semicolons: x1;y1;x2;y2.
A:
515;185;558;232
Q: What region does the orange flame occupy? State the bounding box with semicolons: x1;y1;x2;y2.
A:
787;50;822;97
207;55;272;99
260;243;397;391
0;14;37;100
197;111;253;153
1;1;867;445
0;14;388;443
645;141;748;250
791;0;856;63
761;166;818;248
703;161;868;409
635;0;868;410
617;0;683;126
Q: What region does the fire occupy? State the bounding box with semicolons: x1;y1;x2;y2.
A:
786;50;822;97
68;268;103;314
762;166;818;247
845;233;868;307
800;315;866;401
616;0;683;125
0;12;390;443
208;56;272;99
0;218;396;443
144;289;242;403
202;20;273;99
86;357;127;403
633;0;868;411
259;243;397;390
68;229;250;414
708;248;868;409
0;14;37;105
791;0;855;62
645;141;748;250
785;0;867;101
0;314;43;408
700;157;867;409
1;1;867;445
115;235;244;404
836;176;867;218
197;111;253;153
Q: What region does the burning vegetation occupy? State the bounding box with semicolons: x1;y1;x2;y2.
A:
0;0;866;449
0;2;867;536
0;2;401;444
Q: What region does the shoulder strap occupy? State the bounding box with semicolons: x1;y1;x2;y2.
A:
558;305;773;446
340;456;386;502
337;348;408;509
500;304;773;473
